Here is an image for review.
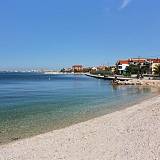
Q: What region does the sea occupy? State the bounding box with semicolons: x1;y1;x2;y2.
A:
0;72;159;144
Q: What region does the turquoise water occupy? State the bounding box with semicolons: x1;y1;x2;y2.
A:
0;73;158;144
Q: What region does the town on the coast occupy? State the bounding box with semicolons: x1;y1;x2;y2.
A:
31;57;159;87
59;57;160;78
3;57;160;80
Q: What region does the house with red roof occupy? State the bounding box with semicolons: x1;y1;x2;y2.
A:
116;58;156;74
116;60;129;74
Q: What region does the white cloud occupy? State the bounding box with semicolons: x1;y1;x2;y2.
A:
119;0;132;10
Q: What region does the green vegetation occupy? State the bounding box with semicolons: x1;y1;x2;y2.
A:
82;68;92;73
126;64;139;75
126;63;150;76
122;72;131;77
60;68;65;72
91;70;113;76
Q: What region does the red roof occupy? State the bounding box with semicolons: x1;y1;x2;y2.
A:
147;58;160;63
118;60;129;65
130;59;146;63
117;58;160;65
118;58;146;65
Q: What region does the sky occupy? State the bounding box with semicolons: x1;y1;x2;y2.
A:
0;0;160;69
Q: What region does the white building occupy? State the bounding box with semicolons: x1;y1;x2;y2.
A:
147;58;160;74
116;60;129;74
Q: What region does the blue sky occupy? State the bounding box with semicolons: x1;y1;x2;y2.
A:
0;0;160;69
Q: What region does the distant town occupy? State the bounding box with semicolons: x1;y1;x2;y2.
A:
46;57;160;77
1;57;160;77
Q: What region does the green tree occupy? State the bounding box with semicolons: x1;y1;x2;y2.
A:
154;64;160;76
60;68;65;72
126;63;150;75
141;64;150;74
126;64;139;75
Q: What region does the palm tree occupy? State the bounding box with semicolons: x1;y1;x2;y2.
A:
153;64;160;76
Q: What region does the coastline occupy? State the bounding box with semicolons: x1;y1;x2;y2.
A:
0;89;158;146
114;79;160;87
0;95;160;160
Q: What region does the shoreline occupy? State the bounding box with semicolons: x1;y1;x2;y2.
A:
0;89;158;146
114;79;160;87
0;95;160;159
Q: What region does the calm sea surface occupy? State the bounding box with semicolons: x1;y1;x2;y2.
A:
0;73;158;144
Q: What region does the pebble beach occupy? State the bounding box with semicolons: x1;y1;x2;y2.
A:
0;95;160;160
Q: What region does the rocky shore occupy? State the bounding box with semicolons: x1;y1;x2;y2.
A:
113;79;160;87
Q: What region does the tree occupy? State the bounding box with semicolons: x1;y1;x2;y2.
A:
126;64;139;75
83;67;92;73
153;64;160;76
60;68;65;72
126;63;150;76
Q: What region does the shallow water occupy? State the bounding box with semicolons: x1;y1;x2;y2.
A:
0;73;158;144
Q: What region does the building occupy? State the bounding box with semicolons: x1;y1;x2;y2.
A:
116;60;129;74
97;65;109;71
61;68;73;73
128;58;146;65
116;58;152;74
110;66;116;73
147;58;160;74
72;65;83;72
91;67;98;71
